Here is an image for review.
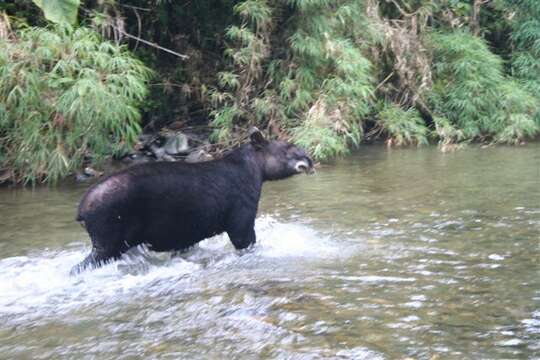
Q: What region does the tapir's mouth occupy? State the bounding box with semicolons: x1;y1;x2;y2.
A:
295;160;315;174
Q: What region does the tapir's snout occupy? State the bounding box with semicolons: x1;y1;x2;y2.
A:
294;156;315;174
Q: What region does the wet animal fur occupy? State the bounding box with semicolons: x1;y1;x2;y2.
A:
71;131;313;274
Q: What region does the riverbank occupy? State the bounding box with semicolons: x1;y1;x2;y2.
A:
1;137;539;188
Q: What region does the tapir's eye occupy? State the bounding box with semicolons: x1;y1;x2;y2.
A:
285;148;295;159
289;149;301;159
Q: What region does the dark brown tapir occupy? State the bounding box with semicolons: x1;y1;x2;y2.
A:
71;128;314;274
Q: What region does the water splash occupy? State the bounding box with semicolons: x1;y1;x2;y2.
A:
0;216;358;322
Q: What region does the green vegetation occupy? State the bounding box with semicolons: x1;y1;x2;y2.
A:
377;104;429;146
1;0;539;183
429;31;538;143
32;0;80;25
0;25;151;183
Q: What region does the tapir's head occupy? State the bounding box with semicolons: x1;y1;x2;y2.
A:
249;128;314;181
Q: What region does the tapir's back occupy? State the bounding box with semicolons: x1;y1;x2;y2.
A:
77;152;261;252
129;162;238;250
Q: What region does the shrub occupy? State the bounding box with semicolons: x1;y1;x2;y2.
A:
209;0;374;159
429;31;538;143
377;103;429;146
508;0;540;94
0;25;151;183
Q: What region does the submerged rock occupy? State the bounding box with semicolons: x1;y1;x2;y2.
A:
149;144;175;161
0;169;11;184
185;149;213;163
121;129;215;165
163;132;190;155
75;167;103;182
121;152;155;165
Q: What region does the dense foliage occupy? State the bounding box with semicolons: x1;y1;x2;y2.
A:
0;25;151;183
1;0;539;183
429;31;538;143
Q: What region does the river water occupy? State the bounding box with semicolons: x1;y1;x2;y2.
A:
0;145;539;359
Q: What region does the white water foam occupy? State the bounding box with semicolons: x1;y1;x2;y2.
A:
0;216;359;322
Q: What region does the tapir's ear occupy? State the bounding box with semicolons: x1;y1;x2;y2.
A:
249;127;267;148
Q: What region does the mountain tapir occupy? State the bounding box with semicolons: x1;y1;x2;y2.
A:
71;128;314;274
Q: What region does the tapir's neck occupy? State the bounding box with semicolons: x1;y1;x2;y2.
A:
223;144;265;186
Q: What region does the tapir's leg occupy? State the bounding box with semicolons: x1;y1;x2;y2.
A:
227;212;256;250
70;247;122;275
70;214;133;275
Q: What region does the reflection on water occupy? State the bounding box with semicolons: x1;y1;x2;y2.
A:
0;144;539;359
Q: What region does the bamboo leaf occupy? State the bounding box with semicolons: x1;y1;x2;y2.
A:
33;0;80;25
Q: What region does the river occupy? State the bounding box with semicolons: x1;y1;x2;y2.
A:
0;145;539;359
